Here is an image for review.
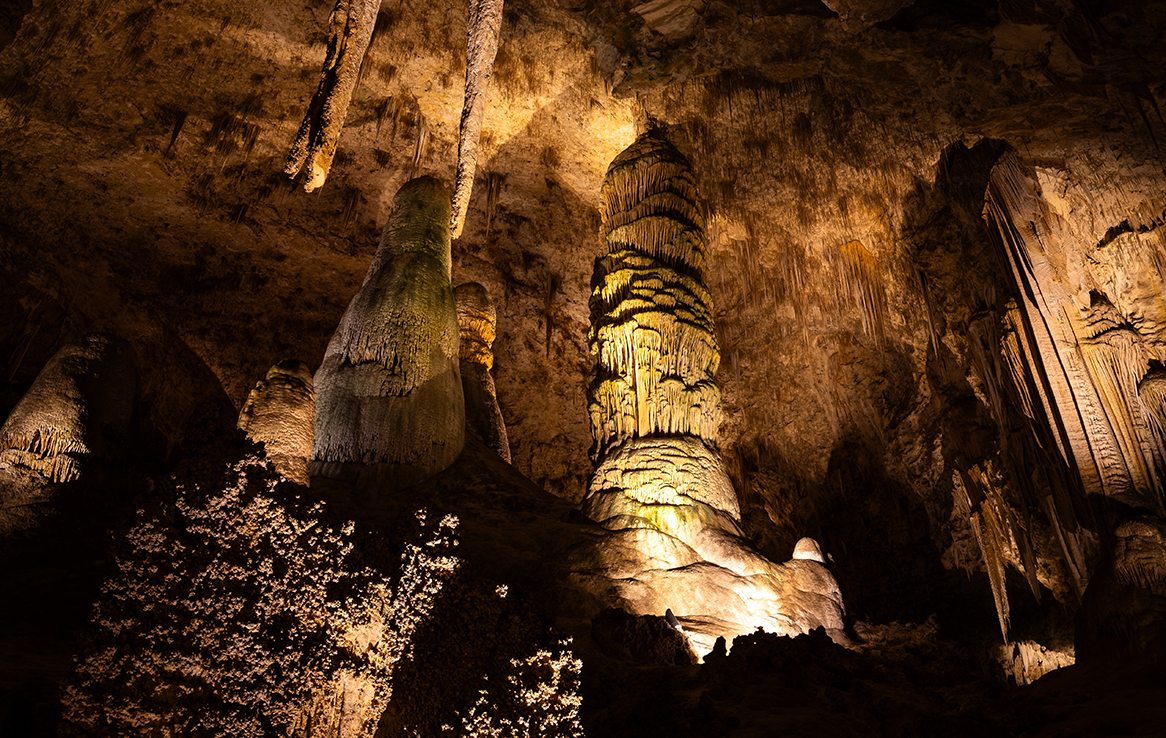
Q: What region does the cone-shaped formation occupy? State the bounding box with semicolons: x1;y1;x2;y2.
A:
238;360;316;485
575;133;845;654
0;333;137;534
285;0;381;192
455;282;510;462
588;133;721;461
450;0;504;238
311;177;464;490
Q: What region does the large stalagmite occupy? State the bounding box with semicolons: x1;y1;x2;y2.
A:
0;333;138;535
454;282;510;462
574;132;846;653
311;176;464;490
238;360;316;485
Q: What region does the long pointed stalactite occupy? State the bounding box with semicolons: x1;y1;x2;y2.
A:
285;0;381;192
450;0;504;238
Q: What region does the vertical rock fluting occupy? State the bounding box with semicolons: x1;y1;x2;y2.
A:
237;360;316;485
0;333;137;535
1139;365;1166;462
454;282;510;462
311;176;464;490
975;151;1166;655
450;0;504;238
285;0;381;192
575;133;845;653
1071;297;1164;504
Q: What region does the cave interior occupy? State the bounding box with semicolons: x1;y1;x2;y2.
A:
1;0;1165;736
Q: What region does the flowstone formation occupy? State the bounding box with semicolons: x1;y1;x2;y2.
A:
455;282;510;462
574;132;846;653
237;359;316;486
0;333;137;535
312;176;464;490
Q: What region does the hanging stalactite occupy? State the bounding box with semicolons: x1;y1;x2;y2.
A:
836;239;888;349
285;0;381;192
450;0;504;238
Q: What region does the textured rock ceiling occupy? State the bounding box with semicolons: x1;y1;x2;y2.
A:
1;0;1165;629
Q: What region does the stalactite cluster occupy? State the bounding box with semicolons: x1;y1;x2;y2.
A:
836;239;888;349
1072;297;1164;502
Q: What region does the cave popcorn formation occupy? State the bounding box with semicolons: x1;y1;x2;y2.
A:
311;176;465;490
577;132;846;653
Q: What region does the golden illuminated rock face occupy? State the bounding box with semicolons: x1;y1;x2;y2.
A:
237;360;315;485
0;334;137;534
311;176;464;490
455;282;511;462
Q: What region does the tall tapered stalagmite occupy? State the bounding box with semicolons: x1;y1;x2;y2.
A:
575;132;846;652
312;176;464;490
455;282;510;462
0;333;137;534
450;0;504;238
285;0;381;192
238;360;316;485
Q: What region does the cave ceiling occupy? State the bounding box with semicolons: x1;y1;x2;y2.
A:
0;0;1164;578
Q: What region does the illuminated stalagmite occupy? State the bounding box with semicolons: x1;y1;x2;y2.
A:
576;133;845;652
311;177;464;489
238;360;316;485
0;334;137;534
454;282;510;462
